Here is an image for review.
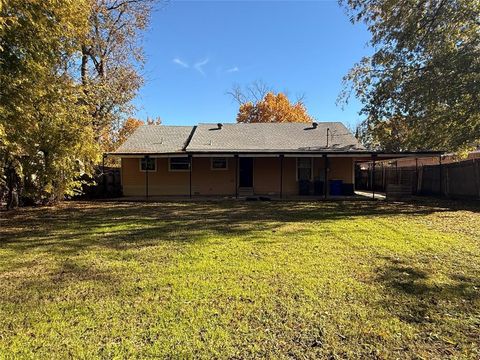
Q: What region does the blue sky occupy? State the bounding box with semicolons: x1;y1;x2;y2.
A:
134;0;372;128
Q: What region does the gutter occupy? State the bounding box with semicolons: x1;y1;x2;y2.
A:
104;150;444;157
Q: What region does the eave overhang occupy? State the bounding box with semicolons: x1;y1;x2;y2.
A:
105;150;444;159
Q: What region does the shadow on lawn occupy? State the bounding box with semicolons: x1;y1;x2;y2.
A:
0;200;469;288
0;258;122;304
376;256;480;328
1;200;479;340
0;200;466;255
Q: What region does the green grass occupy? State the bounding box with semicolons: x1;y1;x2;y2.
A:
0;200;479;359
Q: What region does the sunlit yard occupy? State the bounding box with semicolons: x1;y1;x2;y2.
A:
1;200;479;358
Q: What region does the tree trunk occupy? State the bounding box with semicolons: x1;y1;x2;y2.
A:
7;189;19;210
81;46;89;86
6;161;20;210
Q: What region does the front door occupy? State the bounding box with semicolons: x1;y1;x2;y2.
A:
239;157;253;187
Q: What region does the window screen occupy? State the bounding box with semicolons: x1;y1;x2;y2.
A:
297;158;312;181
140;158;156;171
169;157;190;171
211;157;228;170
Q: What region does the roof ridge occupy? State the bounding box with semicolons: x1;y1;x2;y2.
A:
182;125;197;151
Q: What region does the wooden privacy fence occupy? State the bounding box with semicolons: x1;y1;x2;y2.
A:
357;158;480;200
421;159;480;198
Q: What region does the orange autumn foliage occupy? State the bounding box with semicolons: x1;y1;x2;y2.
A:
116;118;144;148
236;92;313;123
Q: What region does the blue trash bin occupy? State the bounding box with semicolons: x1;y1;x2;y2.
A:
329;180;343;196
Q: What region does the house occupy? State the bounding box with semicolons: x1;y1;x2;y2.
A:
107;122;440;198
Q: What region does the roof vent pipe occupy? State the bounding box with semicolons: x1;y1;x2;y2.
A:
312;122;318;129
217;123;223;129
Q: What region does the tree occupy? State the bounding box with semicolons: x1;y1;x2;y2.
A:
237;92;314;123
229;82;314;123
109;118;144;151
0;0;98;206
0;0;160;207
80;0;157;151
228;80;272;106
339;0;480;152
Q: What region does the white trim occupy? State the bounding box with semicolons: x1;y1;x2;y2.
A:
114;152;439;159
140;154;189;159
139;158;157;172
114;154;188;158
296;157;313;181
193;154;235;158
168;157;191;172
326;154;360;158
239;154;279;157
376;153;430;158
210;157;229;171
285;154;324;158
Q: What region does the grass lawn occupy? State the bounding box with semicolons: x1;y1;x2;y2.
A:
1;200;479;359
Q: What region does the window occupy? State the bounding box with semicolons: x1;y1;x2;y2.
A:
140;158;156;172
211;157;228;170
297;158;312;181
169;157;190;171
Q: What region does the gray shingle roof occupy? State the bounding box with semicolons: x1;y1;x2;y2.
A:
111;122;366;154
186;122;365;152
113;125;194;154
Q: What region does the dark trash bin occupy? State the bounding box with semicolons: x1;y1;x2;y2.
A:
342;183;354;196
329;180;343;196
299;179;311;195
314;179;324;195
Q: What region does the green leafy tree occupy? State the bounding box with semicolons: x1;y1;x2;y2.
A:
339;0;480;152
0;0;98;206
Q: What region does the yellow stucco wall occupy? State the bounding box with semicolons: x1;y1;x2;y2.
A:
252;157;282;195
121;157;189;196
121;156;354;197
191;157;236;195
328;157;355;185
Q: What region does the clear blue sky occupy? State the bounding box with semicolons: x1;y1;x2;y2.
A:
134;0;372;128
